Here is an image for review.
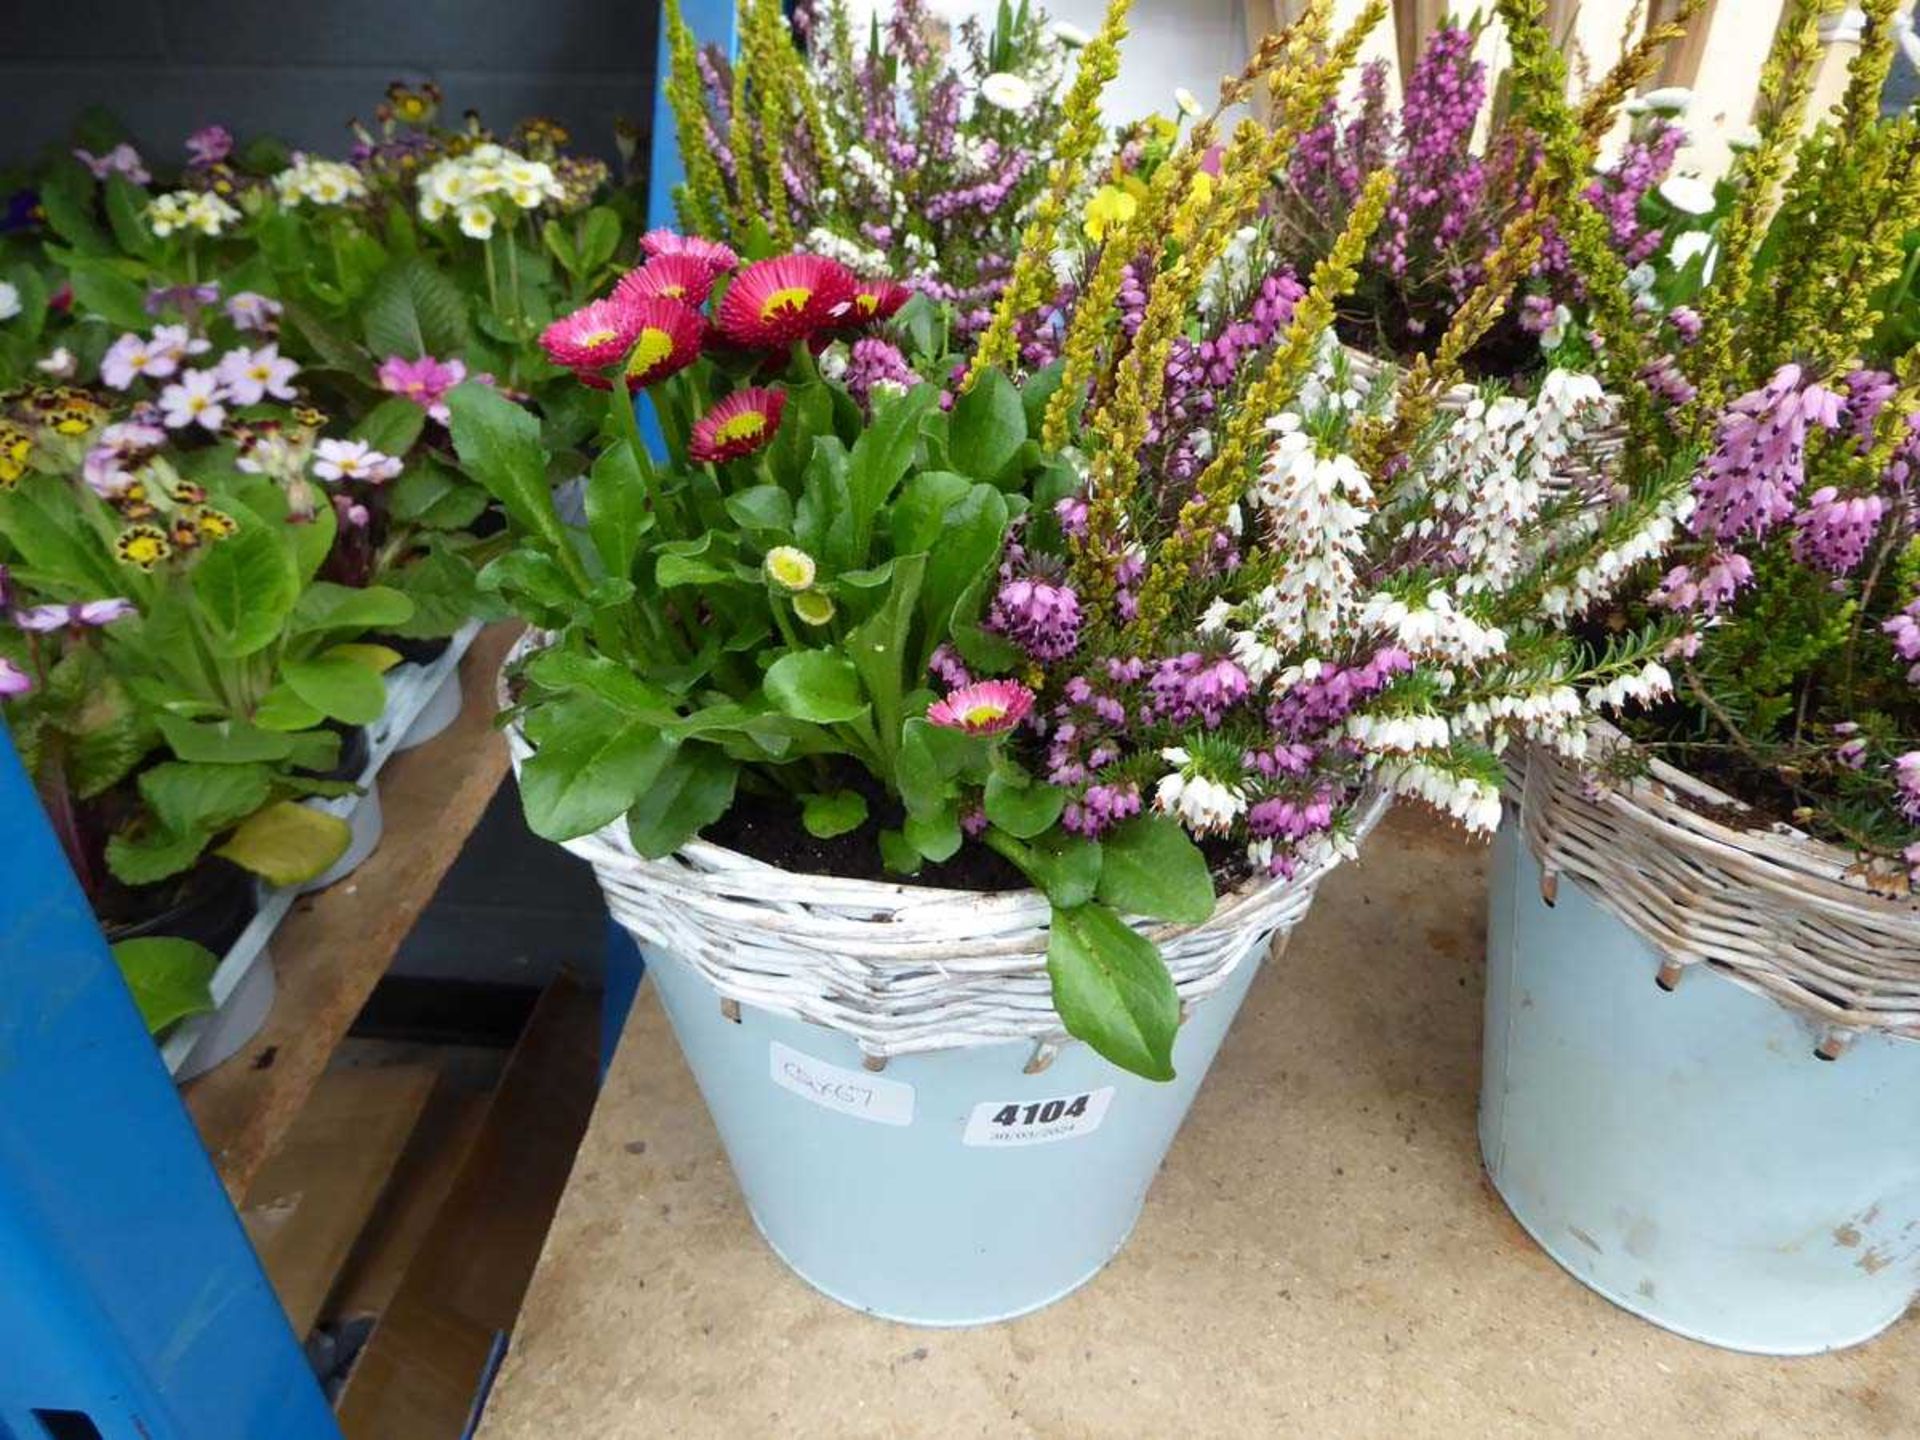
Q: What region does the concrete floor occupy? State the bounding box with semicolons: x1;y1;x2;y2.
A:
477;809;1918;1438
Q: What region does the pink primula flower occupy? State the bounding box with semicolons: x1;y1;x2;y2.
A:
378;353;470;425
313;438;403;484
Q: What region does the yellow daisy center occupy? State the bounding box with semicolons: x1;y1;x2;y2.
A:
960;701;1009;727
626;327;676;376
759;285;813;321
715;412;768;445
577;326;620;349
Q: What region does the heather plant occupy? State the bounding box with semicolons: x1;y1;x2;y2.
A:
1263;12;1689;373
661;0;1076;341
1557;0;1920;883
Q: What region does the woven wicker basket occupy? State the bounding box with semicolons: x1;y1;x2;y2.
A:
501;634;1384;1065
1516;721;1920;1046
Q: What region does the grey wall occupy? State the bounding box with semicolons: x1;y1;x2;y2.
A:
0;0;659;168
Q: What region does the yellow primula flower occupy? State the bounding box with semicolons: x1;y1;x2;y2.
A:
1083;185;1138;243
114;524;172;571
0;424;30;488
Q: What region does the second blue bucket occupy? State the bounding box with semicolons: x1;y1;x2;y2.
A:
642;935;1265;1326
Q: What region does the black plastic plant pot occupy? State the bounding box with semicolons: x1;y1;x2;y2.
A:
374;632;453;668
303;723;371;785
106;856;257;957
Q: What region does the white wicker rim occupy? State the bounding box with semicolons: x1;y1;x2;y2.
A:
1517;719;1920;1045
501;632;1383;1061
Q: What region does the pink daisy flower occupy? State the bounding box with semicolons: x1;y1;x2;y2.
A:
574;298;706;393
850;278;912;322
717;254;857;348
926;679;1035;737
639;230;739;270
539;297;647;371
614;254;722;308
689;387;786;463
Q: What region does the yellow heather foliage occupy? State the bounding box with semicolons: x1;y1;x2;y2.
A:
663;0;726;235
964;0;1133;388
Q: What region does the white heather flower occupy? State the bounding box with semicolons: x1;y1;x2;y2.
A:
0;281;19;322
1197;597;1234;635
1585;661;1674;713
1669;228;1717;282
1360;589;1507;663
1347;709;1451;753
1153;751;1247;837
1251;414;1373;645
980;72;1036;112
1389;762;1504;834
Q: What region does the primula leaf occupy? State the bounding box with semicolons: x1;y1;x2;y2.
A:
67;262;151;329
1096;815;1216;924
524;649;680;723
764;650;868;724
391;458;490;530
519;692;678;840
138;760;273;839
801;790;869;839
586;442;651;583
0;474;127;596
983;763;1065;839
282;654;388;726
106;826;212;886
288;581;415;639
192;517;301;659
1047;902;1179;1081
112;937;220;1035
949;367;1026;483
104;175;158;260
253;682;327;733
156;713;297;765
215;800;353;887
386;543;480;638
351;395;428;458
67;676;156;799
625;744;738;857
363;256;471;359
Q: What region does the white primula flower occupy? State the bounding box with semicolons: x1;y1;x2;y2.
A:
1049;20;1091;45
458;203;498;240
979;72;1036;112
35;345;75;377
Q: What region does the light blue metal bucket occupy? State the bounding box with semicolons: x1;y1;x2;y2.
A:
1482;817;1920;1354
641;934;1266;1327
